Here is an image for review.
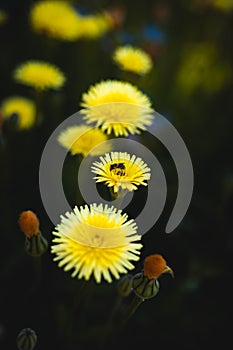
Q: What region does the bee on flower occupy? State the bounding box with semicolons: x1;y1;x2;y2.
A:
92;151;151;193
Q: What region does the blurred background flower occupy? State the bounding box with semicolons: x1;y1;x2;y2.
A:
1;96;36;130
113;45;153;75
58;124;111;157
13;60;66;91
29;0;82;41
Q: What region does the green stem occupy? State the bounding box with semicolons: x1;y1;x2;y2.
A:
33;256;42;286
33;89;43;126
123;294;144;323
109;187;128;209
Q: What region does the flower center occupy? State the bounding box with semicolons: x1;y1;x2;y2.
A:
110;162;126;177
91;234;104;247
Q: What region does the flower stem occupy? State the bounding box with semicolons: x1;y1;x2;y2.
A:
123;294;144;323
109;187;128;209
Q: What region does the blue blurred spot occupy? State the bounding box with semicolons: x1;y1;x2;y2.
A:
142;24;167;43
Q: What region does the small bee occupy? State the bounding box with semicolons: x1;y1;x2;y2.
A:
110;163;126;176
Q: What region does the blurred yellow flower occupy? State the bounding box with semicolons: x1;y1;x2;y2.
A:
176;43;232;95
0;9;7;25
213;0;233;11
92;151;151;193
51;203;143;283
80;80;153;136
29;0;82;41
1;96;36;129
58;124;111;157
79;12;112;39
14;61;66;91
113;45;153;75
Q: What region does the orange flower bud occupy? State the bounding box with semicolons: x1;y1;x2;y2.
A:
143;254;174;280
18;210;40;238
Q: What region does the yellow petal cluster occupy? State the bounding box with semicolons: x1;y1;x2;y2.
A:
29;0;82;41
81;80;153;136
92;152;151;193
1;96;36;129
14;61;66;91
113;45;153;75
51;203;143;283
58;124;111;157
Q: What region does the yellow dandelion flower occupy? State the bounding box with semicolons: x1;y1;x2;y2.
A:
51;203;143;283
79;12;112;39
113;45;153;75
29;0;82;41
14;60;66;91
58;124;111;157
1;96;36;129
92;152;151;193
80;80;153;136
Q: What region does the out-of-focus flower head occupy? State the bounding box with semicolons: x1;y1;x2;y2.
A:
80;80;154;137
29;0;82;41
212;0;233;12
92;151;151;193
176;43;232;95
58;124;111;157
0;9;7;25
1;96;36;130
78;12;113;39
113;45;153;75
141;24;167;59
13;60;66;91
51;203;143;283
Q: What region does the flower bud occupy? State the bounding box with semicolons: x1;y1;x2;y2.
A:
143;254;174;280
25;233;48;257
18;210;40;238
132;272;159;300
17;328;37;350
18;210;48;257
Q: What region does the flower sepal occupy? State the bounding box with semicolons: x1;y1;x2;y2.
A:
25;232;48;257
132;272;159;300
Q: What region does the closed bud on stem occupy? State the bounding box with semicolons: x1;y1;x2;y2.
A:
132;272;160;299
25;232;48;257
18;210;48;257
17;328;37;350
132;254;174;300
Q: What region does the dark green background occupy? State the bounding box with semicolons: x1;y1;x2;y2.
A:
0;1;232;349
